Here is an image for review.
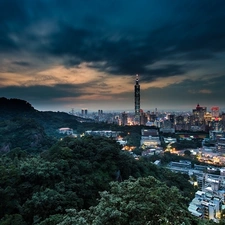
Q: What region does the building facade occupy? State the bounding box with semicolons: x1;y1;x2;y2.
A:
121;111;128;126
192;104;207;127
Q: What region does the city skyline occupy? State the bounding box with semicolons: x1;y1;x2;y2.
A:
0;0;225;112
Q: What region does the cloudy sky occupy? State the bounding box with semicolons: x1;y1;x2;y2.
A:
1;0;225;112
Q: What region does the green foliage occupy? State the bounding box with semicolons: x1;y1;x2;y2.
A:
184;150;191;157
57;176;200;225
172;138;202;150
5;148;27;160
0;214;27;225
125;132;141;147
160;151;184;164
37;214;63;225
23;188;77;223
0;118;53;152
0;136;199;225
132;147;142;155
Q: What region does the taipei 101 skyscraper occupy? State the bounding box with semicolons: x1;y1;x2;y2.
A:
134;74;140;124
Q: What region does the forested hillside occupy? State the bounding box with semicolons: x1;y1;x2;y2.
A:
0;98;84;152
0;135;217;225
0;98;219;224
0;97;85;137
0;117;53;152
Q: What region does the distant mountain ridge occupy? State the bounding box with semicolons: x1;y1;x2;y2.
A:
0;97;90;152
0;97;85;129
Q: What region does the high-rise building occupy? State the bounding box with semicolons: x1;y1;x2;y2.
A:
163;120;172;129
98;109;103;115
140;109;148;125
175;115;185;130
211;106;219;119
134;74;140;124
149;112;156;122
81;108;88;116
192;104;207;126
168;114;175;125
221;113;225;130
121;111;128;126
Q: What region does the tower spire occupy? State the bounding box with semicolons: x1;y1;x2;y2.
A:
136;74;139;84
134;74;140;125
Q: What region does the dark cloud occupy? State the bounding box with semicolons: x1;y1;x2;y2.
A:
0;0;225;110
12;61;31;67
32;0;225;80
0;80;110;102
0;0;29;51
0;0;27;24
141;64;186;82
141;75;225;110
1;0;224;75
46;24;92;56
0;84;82;100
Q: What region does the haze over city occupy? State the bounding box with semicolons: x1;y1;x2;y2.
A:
0;0;225;112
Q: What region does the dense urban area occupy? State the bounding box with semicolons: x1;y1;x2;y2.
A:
74;101;225;223
1;97;225;224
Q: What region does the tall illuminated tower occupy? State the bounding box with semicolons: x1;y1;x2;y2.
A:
134;74;140;124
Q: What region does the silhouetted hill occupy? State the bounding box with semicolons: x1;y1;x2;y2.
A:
0;97;91;135
0;98;93;151
0;97;35;114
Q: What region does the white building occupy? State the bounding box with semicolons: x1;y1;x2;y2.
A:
85;130;119;138
140;136;161;148
189;190;222;222
58;128;73;135
163;137;177;144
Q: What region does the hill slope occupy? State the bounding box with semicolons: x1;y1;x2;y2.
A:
0;97;87;151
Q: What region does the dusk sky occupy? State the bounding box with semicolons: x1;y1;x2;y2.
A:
1;0;225;112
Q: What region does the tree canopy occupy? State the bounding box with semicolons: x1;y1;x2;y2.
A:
0;136;214;225
50;177;203;225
